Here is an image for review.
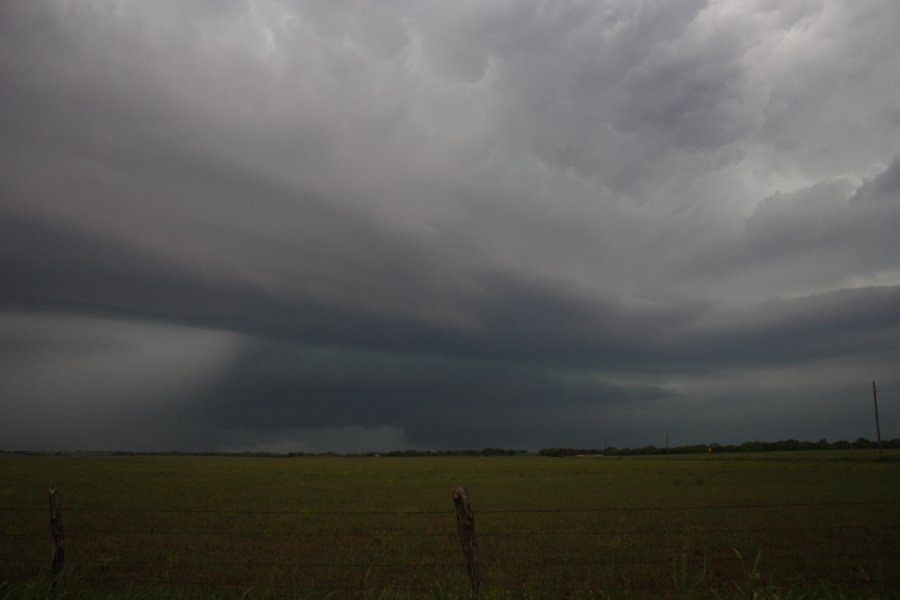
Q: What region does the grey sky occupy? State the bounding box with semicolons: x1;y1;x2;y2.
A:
1;0;898;452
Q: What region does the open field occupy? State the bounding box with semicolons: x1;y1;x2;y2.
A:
1;451;899;599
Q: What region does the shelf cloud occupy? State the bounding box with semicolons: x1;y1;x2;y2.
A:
1;1;898;452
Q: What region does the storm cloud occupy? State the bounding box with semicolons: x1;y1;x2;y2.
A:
1;0;898;452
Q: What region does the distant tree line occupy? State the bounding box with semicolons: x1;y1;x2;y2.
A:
0;448;533;458
537;438;900;457
363;448;530;457
2;440;896;458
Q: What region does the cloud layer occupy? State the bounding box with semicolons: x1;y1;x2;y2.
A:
1;0;899;451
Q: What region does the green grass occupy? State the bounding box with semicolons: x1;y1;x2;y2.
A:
1;451;898;598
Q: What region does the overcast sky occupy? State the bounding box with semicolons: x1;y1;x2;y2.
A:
2;0;898;453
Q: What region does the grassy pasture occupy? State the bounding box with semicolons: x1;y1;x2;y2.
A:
1;451;898;598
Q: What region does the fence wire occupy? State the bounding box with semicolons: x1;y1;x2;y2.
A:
3;499;899;597
3;498;899;514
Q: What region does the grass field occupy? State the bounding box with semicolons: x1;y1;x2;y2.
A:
1;451;898;599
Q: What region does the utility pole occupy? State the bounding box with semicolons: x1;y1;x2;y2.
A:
873;381;883;461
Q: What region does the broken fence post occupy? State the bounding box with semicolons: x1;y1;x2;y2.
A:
49;486;65;585
453;485;480;600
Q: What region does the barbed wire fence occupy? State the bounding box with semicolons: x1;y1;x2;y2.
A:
2;492;899;598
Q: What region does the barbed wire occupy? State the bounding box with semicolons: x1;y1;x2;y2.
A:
2;576;893;597
3;499;898;514
5;522;888;538
5;550;899;570
4;498;898;596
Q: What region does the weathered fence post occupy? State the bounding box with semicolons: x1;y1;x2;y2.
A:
452;485;480;600
49;487;65;585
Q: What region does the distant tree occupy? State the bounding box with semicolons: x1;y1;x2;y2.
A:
538;448;578;457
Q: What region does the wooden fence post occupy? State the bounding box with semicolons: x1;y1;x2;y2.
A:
452;485;480;600
49;487;65;584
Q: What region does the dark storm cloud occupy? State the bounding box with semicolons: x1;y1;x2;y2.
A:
681;286;900;368
0;205;701;372
1;1;899;451
195;338;678;450
678;158;900;292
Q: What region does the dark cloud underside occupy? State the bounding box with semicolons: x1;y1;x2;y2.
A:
1;0;899;451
